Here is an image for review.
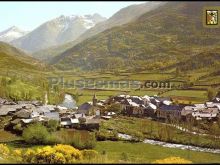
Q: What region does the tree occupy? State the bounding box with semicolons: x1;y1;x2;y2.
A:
106;103;123;114
210;123;220;145
22;123;50;145
73;93;79;103
47;120;59;132
1;77;7;87
207;87;216;101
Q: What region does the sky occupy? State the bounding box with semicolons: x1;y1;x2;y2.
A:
0;1;146;32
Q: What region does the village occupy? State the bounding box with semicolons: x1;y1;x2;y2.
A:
0;92;220;133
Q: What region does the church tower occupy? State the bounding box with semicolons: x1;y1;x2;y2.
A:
92;93;98;106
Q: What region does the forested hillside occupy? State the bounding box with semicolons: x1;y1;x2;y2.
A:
51;2;220;73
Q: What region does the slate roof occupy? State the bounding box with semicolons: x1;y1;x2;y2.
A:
146;103;157;110
35;106;51;114
78;102;93;114
0;105;21;116
17;100;42;106
159;105;183;111
10;118;21;125
44;112;59;121
14;109;31;118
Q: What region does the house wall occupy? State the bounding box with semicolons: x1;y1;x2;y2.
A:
156;109;181;121
144;109;156;118
124;105;144;117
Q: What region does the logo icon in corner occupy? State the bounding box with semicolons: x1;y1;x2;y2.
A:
206;10;218;25
203;7;220;28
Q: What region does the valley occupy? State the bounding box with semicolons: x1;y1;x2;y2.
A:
0;1;220;164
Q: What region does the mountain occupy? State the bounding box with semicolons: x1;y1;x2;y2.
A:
33;1;165;61
0;41;52;102
0;41;48;73
0;26;29;43
50;1;220;72
11;14;106;52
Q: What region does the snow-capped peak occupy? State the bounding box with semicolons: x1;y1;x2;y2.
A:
52;14;106;31
0;26;29;43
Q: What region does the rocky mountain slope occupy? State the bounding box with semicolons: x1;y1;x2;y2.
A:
0;26;28;43
33;2;165;61
11;14;106;52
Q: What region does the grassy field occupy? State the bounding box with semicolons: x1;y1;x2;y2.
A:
127;73;174;81
0;130;20;143
100;116;220;149
161;90;207;98
59;71;208;105
160;89;208;104
95;141;220;163
1;128;220;164
56;70;216;106
1;139;220;163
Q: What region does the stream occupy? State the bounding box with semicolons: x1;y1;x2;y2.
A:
118;133;220;154
59;94;77;109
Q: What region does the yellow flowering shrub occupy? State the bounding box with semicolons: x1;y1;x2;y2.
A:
13;149;22;157
23;149;36;163
12;149;23;162
0;143;10;158
22;144;83;164
152;157;192;164
53;144;82;161
0;143;99;164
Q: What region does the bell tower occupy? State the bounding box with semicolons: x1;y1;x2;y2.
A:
92;93;97;106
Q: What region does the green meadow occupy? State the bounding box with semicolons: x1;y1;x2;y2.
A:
95;141;220;163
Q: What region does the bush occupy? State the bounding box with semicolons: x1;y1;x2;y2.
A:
81;150;98;160
130;131;144;142
106;103;122;114
0;116;11;129
13;123;24;134
22;123;50;145
152;157;192;164
45;134;59;145
96;130;107;141
0;143;10;158
46;120;59;132
96;129;119;141
78;117;86;124
23;144;82;164
70;132;96;150
53;130;96;149
22;149;35;163
207;87;216;101
121;152;129;161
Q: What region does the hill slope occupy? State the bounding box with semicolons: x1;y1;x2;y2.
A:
0;42;52;101
33;2;165;61
0;42;48;74
50;2;220;72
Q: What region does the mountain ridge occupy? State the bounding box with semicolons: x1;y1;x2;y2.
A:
50;1;220;73
11;14;106;52
0;41;48;73
33;2;165;61
0;26;29;43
